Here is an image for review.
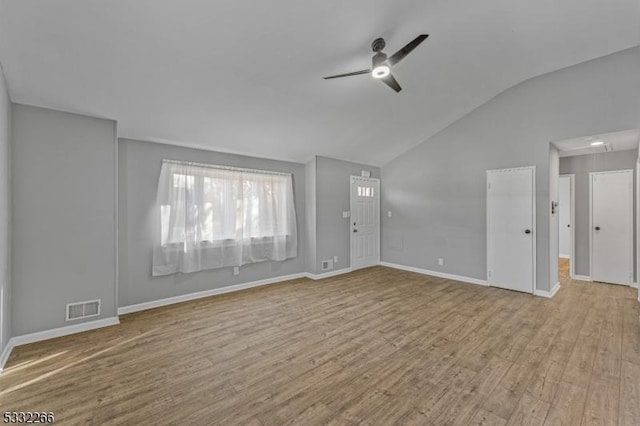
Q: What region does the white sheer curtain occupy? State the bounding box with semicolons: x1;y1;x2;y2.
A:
152;160;297;276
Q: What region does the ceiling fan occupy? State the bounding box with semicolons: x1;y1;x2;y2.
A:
323;34;429;93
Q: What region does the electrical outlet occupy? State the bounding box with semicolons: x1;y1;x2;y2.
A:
388;211;392;217
334;256;338;263
233;266;239;276
342;211;350;218
438;258;444;266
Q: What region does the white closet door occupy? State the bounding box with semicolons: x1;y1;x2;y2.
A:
591;170;633;286
487;167;535;293
559;176;571;258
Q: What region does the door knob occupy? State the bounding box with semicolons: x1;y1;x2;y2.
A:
595;226;601;231
353;229;358;233
525;229;531;234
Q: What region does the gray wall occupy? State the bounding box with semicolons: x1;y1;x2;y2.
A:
315;156;380;272
381;47;640;292
11;104;117;336
0;63;11;354
118;138;307;307
305;157;317;274
559;149;637;278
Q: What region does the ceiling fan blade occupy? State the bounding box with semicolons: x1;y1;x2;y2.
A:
381;73;402;92
323;69;371;79
388;34;429;66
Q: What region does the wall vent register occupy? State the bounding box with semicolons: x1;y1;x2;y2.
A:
321;260;334;271
66;299;101;321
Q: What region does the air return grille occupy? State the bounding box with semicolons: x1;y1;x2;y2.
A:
66;299;101;321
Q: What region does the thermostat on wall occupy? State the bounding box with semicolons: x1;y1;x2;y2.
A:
361;170;371;178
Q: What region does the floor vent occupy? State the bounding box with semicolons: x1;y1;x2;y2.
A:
321;260;334;271
66;299;101;321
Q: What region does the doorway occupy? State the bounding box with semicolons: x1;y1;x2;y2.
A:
553;129;639;289
590;169;633;285
486;166;536;294
350;176;380;270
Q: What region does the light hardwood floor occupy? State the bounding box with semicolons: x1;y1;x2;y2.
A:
1;266;639;425
559;258;570;280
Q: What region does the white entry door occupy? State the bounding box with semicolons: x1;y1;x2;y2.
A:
487;167;536;293
350;176;380;270
591;170;633;286
558;176;572;259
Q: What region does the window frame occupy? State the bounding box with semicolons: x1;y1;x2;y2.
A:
158;160;295;247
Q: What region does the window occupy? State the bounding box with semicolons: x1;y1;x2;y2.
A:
152;160;297;276
357;186;374;197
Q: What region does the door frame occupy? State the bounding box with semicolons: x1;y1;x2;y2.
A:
486;166;536;294
637;156;640;297
637;156;640;296
349;176;381;270
589;169;634;284
559;174;576;278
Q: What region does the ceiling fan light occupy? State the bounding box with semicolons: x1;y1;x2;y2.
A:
372;65;390;79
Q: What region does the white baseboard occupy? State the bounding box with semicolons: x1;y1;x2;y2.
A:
1;317;120;373
630;281;638;289
380;262;488;287
534;281;561;298
559;254;570;259
572;275;592;282
119;272;307;315
306;267;353;280
10;317;120;347
0;341;13;372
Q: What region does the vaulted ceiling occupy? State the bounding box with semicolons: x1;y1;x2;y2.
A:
1;0;638;165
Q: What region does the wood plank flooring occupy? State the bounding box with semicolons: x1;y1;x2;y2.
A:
559;258;570;279
1;266;638;425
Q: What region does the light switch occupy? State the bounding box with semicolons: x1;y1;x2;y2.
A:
342;211;350;218
388;211;392;217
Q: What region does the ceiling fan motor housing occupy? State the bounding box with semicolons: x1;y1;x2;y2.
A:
372;52;388;68
371;37;386;52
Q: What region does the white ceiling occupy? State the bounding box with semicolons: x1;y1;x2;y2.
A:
1;0;639;166
554;129;640;157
